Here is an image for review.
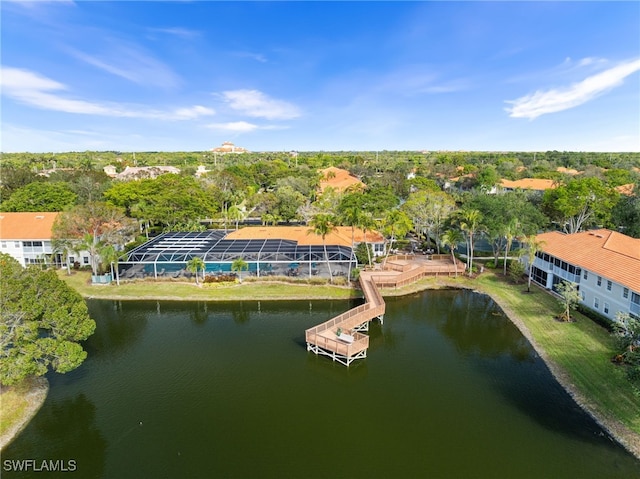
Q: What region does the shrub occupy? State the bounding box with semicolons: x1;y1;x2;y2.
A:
508;261;525;284
577;304;614;332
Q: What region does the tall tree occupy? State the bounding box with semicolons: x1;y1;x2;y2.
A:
440;229;464;277
521;235;545;293
308;214;337;282
542;177;618;233
0;254;96;386
53;202;136;277
381;209;412;266
502;218;521;276
339;205;363;280
456;208;483;276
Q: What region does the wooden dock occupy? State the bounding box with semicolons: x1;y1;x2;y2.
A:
305;255;465;366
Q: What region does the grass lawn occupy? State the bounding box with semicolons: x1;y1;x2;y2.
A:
0;383;30;437
0;377;48;450
58;270;362;301
471;272;640;437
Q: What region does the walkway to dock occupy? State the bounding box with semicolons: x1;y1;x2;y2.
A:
305;254;465;366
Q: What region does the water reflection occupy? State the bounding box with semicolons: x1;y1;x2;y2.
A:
85;301;148;358
3;394;106;479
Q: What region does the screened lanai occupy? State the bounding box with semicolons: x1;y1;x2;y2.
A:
118;230;357;279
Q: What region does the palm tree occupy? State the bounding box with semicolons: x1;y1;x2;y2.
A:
502;218;521;276
457;208;483;276
308;213;337;282
228;205;244;230
521;235;546;293
231;258;249;283
358;211;376;268
440;229;464;277
339;206;362;280
381;209;413;267
52;238;73;275
99;244;120;285
186;257;205;285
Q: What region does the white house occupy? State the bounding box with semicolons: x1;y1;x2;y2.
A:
526;229;640;320
0;212;92;268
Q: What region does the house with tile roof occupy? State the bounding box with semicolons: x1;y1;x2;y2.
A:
526;229;640;320
0;212;94;268
499;178;558;192
210;141;248;154
0;212;60;266
318;167;364;194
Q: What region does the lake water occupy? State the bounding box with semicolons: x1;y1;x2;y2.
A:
4;290;640;478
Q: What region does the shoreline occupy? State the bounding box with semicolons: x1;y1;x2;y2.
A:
40;273;640;460
0;377;49;452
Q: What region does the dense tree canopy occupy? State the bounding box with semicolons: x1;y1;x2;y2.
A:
0;254;96;385
0;181;77;212
542;177;619;233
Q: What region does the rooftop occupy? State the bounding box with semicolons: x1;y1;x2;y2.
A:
500;178;558;191
536;229;640;292
318;167;364;193
226;225;383;246
0;212;59;240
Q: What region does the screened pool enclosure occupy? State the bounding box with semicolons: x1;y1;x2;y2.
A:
118;231;357;279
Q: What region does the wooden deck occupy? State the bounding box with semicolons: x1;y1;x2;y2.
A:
305;254;465;365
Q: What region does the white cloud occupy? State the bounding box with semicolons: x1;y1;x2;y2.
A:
148;27;200;39
173;105;216;120
1;66;215;120
220;89;301;120
66;42;181;89
506;58;640;119
206;121;260;132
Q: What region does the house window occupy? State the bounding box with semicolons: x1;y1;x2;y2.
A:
1;241;5;248
604;303;610;315
607;280;612;291
623;288;629;299
83;257;90;265
597;276;602;287
69;256;75;264
14;241;20;248
594;297;599;309
583;270;588;280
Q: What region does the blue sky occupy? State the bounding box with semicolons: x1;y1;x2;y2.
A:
1;1;639;153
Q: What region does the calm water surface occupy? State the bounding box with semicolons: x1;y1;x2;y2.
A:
5;290;640;478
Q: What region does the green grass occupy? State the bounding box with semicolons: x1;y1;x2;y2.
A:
471;272;640;436
0;382;30;437
58;271;362;301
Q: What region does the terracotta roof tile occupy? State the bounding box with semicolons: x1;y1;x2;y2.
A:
225;226;383;247
318;167;364;193
0;212;59;240
500;178;558;191
615;183;635;196
536;229;640;292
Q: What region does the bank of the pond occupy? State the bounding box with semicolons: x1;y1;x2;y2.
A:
58;271;361;301
389;272;640;461
59;269;640;460
0;377;48;451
